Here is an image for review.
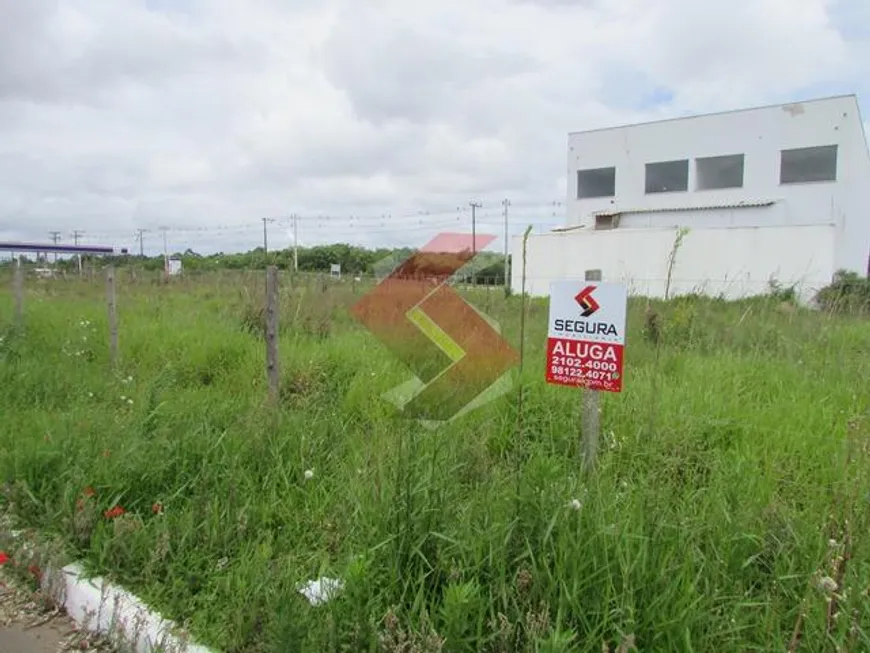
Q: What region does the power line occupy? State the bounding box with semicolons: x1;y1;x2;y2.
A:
0;199;566;232
0;201;566;241
134;201;563;232
32;217;562;255
0;198;569;258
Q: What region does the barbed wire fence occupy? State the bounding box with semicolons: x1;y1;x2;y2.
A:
3;196;820;405
0;198;569;263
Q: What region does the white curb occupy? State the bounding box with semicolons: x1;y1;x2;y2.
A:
40;561;216;653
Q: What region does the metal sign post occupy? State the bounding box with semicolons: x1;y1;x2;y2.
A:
545;270;627;472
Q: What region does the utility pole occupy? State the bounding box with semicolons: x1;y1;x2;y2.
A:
159;227;169;278
469;201;481;286
72;230;84;276
135;229;147;257
261;217;275;256
292;214;299;272
49;231;61;267
502;198;510;292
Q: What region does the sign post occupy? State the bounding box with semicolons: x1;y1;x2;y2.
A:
13;261;23;324
545;272;627;471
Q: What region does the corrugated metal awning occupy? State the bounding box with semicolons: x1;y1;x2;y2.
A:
593;200;775;218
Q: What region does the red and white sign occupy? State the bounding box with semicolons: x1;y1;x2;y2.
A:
545;281;627;392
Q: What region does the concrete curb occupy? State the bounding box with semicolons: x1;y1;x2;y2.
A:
2;524;216;653
40;561;215;653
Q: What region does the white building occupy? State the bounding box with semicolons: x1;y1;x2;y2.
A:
512;95;870;301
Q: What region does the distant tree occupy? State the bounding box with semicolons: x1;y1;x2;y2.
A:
31;241;511;277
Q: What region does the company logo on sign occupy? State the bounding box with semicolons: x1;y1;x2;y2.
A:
352;233;518;422
574;285;600;317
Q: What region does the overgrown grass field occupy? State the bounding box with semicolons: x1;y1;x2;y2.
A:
1;270;869;652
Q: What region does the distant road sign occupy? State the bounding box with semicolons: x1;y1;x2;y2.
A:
545;281;627;392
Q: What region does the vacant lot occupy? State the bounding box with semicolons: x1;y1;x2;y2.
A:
1;270;869;652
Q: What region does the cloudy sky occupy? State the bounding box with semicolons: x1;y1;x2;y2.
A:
1;0;868;255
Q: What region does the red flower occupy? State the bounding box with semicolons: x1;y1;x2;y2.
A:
0;551;9;566
77;487;97;512
104;506;126;519
151;502;163;515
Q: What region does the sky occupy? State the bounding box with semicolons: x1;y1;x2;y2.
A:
0;0;868;256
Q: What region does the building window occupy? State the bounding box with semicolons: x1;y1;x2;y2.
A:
780;145;838;184
696;154;744;190
594;214;619;230
577;167;616;198
645;159;689;193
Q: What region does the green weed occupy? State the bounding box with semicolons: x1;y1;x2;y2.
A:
0;271;868;652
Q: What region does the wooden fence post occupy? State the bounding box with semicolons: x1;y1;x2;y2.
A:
106;265;118;368
581;268;603;473
13;263;23;323
265;266;280;402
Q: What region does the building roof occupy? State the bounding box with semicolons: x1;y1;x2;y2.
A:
0;241;122;255
568;94;859;137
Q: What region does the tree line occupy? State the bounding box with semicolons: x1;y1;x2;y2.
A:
3;243;511;284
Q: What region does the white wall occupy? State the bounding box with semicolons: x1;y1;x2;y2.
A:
565;95;870;275
840;104;870;275
510;223;836;303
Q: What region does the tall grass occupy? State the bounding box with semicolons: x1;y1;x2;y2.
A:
1;271;869;652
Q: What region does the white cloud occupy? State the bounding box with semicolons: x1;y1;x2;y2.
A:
0;0;867;253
